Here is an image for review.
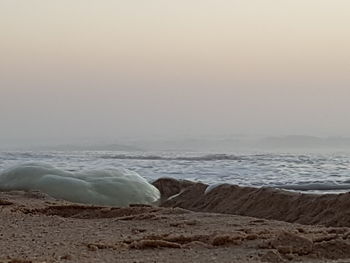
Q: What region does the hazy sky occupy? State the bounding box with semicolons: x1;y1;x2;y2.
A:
1;1;350;145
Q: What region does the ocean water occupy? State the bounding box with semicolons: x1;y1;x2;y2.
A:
1;150;350;194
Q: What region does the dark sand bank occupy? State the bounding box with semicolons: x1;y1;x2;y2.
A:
154;178;350;228
1;181;350;262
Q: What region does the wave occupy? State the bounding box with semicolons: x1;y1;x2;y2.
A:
203;181;350;194
0;163;160;206
275;182;350;192
101;153;243;161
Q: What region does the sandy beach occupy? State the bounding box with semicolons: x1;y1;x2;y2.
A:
0;179;349;263
3;0;350;261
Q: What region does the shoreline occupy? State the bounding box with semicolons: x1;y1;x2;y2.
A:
0;179;350;262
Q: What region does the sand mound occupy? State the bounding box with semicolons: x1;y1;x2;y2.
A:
152;178;197;201
154;178;350;227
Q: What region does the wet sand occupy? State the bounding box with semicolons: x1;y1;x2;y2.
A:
154;178;350;227
1;179;350;262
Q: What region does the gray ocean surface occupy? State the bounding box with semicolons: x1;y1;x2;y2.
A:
1;150;350;194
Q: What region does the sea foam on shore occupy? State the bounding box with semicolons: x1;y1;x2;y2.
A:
0;163;160;206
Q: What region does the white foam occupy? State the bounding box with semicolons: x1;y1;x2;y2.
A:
0;163;160;206
275;182;350;191
204;183;226;194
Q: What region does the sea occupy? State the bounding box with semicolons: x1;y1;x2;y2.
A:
1;150;350;194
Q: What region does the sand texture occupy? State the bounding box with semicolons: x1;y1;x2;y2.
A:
155;178;350;227
0;180;350;262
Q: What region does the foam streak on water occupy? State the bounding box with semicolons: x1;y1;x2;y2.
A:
1;151;350;194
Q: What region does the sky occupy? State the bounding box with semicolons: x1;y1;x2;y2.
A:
1;0;350;146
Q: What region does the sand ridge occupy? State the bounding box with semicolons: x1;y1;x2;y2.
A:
154;178;350;227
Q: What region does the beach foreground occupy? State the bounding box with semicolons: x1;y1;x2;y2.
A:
1;180;350;262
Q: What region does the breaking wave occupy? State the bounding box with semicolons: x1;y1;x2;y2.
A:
275;182;350;192
101;153;243;161
0;163;160;206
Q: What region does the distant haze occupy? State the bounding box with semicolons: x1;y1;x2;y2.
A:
1;1;350;147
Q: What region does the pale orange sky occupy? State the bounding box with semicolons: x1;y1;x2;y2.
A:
1;1;350;144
